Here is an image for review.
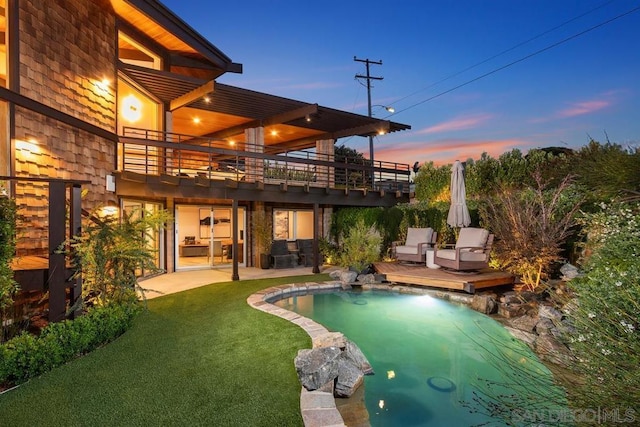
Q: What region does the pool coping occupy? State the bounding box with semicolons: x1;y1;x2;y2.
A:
247;280;476;427
247;280;346;427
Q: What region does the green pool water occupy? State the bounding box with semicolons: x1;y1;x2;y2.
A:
275;290;567;426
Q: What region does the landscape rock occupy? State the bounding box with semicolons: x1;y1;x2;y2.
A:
356;273;377;284
314;332;346;349
471;294;497;314
534;317;555;335
339;270;358;284
498;303;527;318
343;340;374;375
559;263;581;281
329;270;342;280
295;347;342;391
504;326;537;346
538;304;563;323
535;334;574;366
294;339;373;398
507;314;539;333
334;357;364;398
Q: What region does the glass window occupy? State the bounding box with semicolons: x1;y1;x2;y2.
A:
0;0;8;87
118;32;161;70
273;210;313;240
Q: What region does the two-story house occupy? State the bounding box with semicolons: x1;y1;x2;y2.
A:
2;0;410;320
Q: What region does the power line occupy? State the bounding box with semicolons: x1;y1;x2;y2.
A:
391;3;640;117
389;0;619;108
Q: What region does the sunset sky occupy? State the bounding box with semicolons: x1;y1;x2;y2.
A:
162;0;640;166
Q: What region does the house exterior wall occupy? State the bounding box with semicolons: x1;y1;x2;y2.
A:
13;0;117;255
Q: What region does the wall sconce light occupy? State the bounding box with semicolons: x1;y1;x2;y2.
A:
305;114;311;122
203;96;211;103
122;94;142;122
16;135;41;154
100;202;119;218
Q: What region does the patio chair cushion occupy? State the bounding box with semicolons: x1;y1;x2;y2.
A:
404;227;433;248
396;227;434;254
455;227;489;251
435;249;487;262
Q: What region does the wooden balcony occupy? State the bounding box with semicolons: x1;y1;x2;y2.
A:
116;129;413;207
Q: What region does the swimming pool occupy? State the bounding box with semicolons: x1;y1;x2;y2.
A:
275;289;566;426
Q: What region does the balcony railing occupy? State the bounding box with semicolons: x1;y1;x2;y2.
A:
119;128;411;191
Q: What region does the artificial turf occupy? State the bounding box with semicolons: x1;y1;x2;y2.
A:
0;274;329;426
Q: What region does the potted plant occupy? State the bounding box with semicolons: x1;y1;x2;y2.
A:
253;210;273;269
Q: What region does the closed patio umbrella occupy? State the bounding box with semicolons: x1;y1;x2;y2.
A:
447;160;471;228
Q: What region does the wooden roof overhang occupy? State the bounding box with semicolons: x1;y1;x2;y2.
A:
119;63;411;152
111;0;242;78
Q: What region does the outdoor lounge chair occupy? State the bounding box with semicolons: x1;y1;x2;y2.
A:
296;239;315;267
392;227;437;263
433;227;493;271
270;240;298;269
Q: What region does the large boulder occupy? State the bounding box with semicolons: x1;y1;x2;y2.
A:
295;339;374;398
295;347;342;391
343;340;374;375
334;357;364;397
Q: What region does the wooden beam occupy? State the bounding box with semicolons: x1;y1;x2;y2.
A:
269;121;392;152
160;174;180;185
169;80;214;111
204;104;319;139
194;175;210;187
0;87;118;142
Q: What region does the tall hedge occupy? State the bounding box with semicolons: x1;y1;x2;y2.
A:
0;194;18;311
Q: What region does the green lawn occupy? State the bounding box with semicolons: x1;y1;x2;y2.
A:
0;274;329;426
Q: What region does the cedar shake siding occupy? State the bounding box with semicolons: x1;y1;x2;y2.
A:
14;0;117;256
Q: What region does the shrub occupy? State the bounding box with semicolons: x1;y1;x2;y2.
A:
67;208;170;307
0;193;18;311
480;173;583;289
561;201;640;411
0;302;141;385
337;219;382;272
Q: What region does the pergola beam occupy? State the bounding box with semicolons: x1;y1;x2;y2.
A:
268;121;392;152
169;80;215;111
204;103;319;140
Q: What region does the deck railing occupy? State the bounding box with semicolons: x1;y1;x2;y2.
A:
119;128;411;191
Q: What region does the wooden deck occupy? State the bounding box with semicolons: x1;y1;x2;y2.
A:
373;262;515;293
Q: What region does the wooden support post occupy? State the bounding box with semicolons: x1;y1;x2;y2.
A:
69;184;82;319
232;199;239;281
48;182;67;322
312;203;320;274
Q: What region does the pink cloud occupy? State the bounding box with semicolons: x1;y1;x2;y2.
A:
417;113;493;135
558;100;610;118
531;94;616;123
374;138;529;166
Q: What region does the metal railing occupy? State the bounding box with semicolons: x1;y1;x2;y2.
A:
120;128;411;191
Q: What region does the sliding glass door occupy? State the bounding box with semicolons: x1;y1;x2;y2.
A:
175;204;245;270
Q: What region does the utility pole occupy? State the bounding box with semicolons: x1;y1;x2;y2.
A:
354;57;383;186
